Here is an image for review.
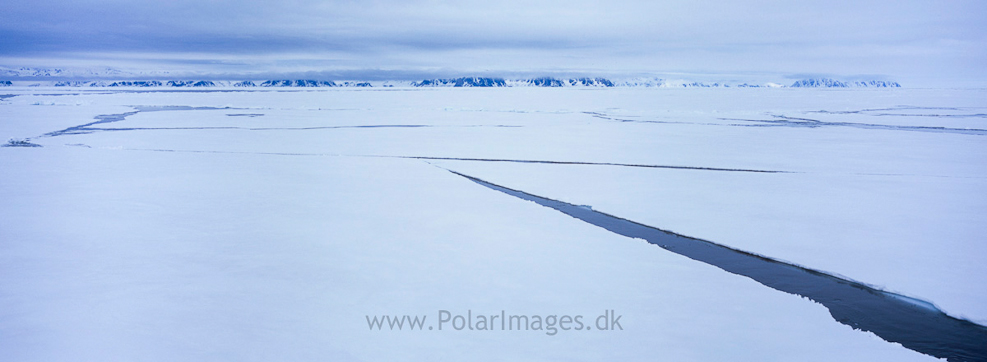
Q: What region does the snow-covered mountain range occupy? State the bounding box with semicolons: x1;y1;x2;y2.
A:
0;67;903;88
791;78;901;88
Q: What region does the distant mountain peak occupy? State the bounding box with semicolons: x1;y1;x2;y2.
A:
413;77;508;87
791;78;900;88
260;80;337;87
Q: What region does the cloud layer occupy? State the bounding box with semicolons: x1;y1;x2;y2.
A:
2;0;985;84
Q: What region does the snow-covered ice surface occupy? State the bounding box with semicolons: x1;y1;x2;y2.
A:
2;87;984;361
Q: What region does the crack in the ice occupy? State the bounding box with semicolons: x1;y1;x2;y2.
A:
585;111;740;127
771;115;823;123
3;138;43;147
48;124;520;135
809;106;987;118
718;116;987;135
40;106;522;137
583;111;643;123
871;113;987;118
40;106;236;137
812;108;937;115
585;109;987;135
110;148;785;173
396;156;790;173
43;111;141;136
451;170;987;362
811;106;968;114
244;125;521;130
73;147;986;179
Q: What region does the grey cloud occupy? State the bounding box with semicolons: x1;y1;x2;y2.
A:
1;0;985;84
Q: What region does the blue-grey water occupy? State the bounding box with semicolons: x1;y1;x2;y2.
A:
454;170;987;362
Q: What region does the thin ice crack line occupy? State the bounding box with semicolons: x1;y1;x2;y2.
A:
118;147;339;157
70;125;433;133
584;112;709;126
39;106;522;137
53;124;520;134
107;148;786;173
42;111;139;137
71;147;987;179
717;117;987;135
40;106;241;138
809;106;987;115
584;111;986;135
448;170;987;362
870;113;987;118
389;156;790;173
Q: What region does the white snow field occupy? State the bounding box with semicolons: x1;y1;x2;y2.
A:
1;87;984;361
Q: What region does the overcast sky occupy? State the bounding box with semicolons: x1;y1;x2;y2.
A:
1;0;985;84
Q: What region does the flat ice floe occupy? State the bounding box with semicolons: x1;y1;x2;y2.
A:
2;87;984;361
